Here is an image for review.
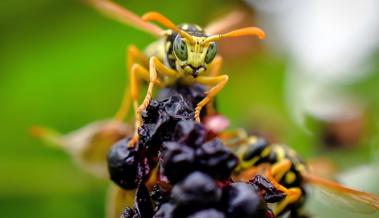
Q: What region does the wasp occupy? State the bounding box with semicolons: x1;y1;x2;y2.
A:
88;0;266;146
223;133;379;217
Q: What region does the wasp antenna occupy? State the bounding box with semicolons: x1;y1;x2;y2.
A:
142;11;195;44
205;27;266;43
86;0;163;36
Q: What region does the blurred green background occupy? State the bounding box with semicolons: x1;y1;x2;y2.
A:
1;0;378;218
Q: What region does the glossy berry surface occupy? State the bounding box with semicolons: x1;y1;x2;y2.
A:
222;183;266;218
160;142;195;184
195;139;238;180
107;138;140;189
171;171;222;208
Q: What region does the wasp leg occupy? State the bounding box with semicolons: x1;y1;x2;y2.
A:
193;75;229;122
267;159;303;216
208;55;223;77
271;159;292;182
129;57;177;147
205;55;223;115
218;128;248;148
137;56;179;113
127;65;164;147
127;63;151;147
114;45;149;122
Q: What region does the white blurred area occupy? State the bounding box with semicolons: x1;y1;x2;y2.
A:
244;2;379;214
245;0;379;125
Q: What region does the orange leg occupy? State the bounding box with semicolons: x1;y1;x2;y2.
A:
193;74;229;122
205;55;223;115
114;45;148;122
128;57;179;146
266;160;303;215
137;56;179;113
127;63;151;147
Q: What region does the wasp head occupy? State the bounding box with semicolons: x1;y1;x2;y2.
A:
142;12;266;78
171;24;217;77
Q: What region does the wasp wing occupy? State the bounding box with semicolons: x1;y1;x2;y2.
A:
303;173;379;214
205;10;248;35
86;0;163;37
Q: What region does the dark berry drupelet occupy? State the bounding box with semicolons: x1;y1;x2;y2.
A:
222;183;267;218
171;171;222;212
107;138;140;189
160;142;195;184
173;120;206;147
196;139;239;180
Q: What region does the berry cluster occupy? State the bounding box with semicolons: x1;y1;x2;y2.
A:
107;85;284;218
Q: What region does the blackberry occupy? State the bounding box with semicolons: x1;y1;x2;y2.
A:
195;139;238;180
171;172;222;210
222;183;266;218
109;85;279;218
107;138;140;189
160;142;195;184
138;94;194;152
187;209;226;218
156;84;208;112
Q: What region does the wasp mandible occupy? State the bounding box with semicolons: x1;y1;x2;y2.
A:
88;0;266;146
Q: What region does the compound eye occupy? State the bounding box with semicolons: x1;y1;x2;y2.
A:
173;36;188;61
205;42;217;63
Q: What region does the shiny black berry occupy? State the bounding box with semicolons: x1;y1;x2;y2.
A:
171;172;222;209
195;139;238;180
173;120;206;147
107;138;139;189
187;209;226;218
160;142;195;184
222;183;266;218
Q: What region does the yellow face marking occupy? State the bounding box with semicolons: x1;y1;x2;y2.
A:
175;36;211;76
